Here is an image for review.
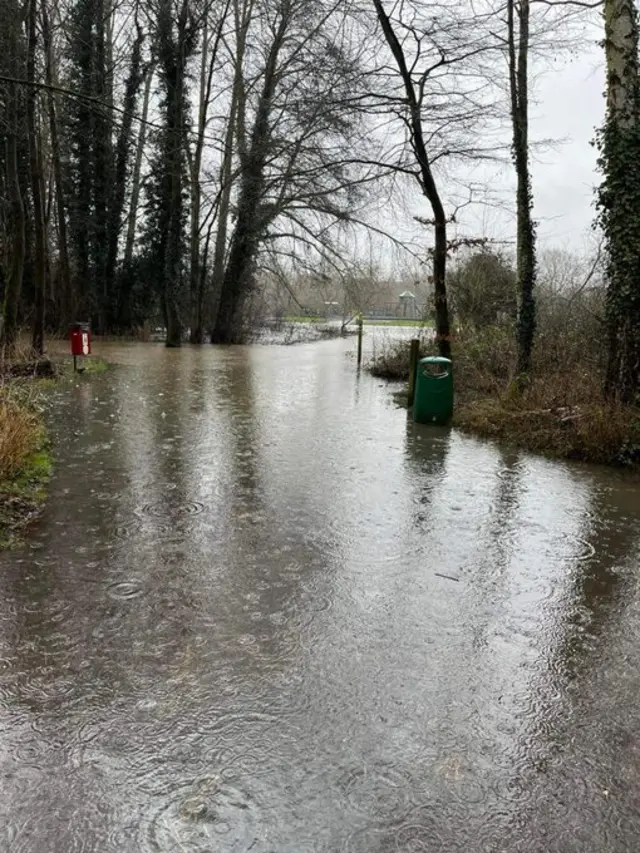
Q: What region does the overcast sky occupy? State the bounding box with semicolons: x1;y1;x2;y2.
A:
530;41;604;247
463;38;606;252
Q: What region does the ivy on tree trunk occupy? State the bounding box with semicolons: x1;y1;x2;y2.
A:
507;0;536;381
598;0;640;403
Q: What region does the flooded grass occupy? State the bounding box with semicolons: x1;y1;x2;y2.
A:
255;321;346;345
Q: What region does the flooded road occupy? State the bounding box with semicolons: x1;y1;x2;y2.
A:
1;338;640;852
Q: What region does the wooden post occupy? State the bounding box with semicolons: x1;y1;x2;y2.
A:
407;338;420;408
357;314;363;369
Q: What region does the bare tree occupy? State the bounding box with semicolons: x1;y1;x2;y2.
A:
188;0;231;343
367;1;502;359
211;0;372;343
149;0;201;347
209;0;253;339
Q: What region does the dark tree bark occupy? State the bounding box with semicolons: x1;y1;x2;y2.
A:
372;0;451;359
209;0;249;338
209;82;240;338
600;0;640;402
1;8;26;352
27;0;47;354
124;63;154;268
189;3;229;343
211;11;287;344
153;0;198;348
92;0;113;332
106;19;145;326
507;0;536;380
43;0;72;328
1;94;26;352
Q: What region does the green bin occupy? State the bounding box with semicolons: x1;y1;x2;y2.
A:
413;356;453;425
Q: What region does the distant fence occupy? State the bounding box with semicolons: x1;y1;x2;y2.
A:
323;304;427;321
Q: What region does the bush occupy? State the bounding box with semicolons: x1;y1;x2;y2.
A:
448;251;517;328
368;333;434;380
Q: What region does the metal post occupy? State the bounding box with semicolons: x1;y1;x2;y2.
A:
73;355;77;373
407;338;420;408
356;314;363;369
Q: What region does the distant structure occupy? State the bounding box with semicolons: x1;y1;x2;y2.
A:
398;290;418;319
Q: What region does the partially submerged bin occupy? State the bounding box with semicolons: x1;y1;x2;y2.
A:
413;356;453;425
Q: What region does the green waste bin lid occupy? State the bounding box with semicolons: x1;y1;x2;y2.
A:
419;356;452;365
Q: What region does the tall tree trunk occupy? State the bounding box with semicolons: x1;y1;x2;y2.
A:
210;88;238;336
43;0;72;328
27;0;47;354
189;3;231;343
600;0;640;401
1;84;26;352
160;0;194;348
1;6;26;353
508;0;536;380
93;0;113;332
106;20;145;328
188;19;208;344
372;0;451;358
212;11;286;344
197;214;215;335
70;4;93;317
124;64;153;268
210;0;251;337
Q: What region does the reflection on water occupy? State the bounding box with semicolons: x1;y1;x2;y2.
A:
1;339;640;852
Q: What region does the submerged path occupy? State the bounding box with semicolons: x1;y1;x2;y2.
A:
1;339;640;852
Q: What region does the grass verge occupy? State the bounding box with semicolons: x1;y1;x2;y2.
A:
71;356;110;375
0;387;52;548
364;318;433;328
368;326;640;468
283;315;325;324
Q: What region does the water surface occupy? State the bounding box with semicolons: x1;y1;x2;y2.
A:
1;339;639;852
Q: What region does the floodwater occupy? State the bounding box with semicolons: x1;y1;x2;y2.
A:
1;338;640;853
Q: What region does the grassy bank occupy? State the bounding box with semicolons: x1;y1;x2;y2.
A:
368;326;640;468
283;315;325;324
364;318;432;328
0;384;52;547
283;316;433;328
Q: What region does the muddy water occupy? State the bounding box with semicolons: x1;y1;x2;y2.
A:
1;339;640;852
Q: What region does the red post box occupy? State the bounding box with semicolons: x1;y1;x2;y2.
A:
69;323;91;368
